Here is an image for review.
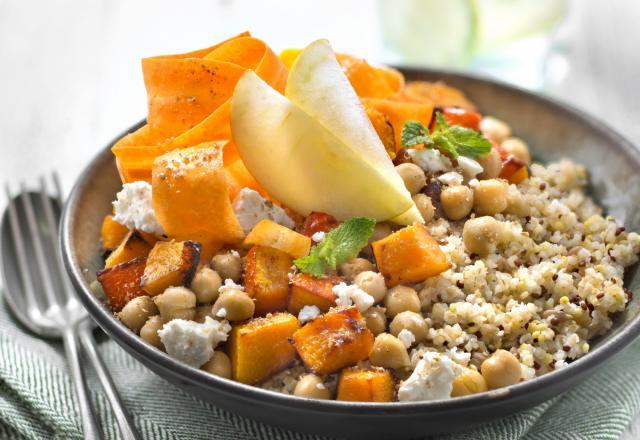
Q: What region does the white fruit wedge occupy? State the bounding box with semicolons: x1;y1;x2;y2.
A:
230;41;422;224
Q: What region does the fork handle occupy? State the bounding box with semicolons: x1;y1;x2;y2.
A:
62;328;103;440
77;319;142;440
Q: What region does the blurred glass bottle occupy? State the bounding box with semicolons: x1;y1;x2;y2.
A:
378;0;569;90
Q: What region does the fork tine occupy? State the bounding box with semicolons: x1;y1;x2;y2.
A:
4;183;42;322
40;175;77;304
20;183;61;311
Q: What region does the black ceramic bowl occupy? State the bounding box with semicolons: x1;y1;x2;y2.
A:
61;68;640;439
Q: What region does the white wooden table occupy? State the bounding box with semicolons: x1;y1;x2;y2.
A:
0;0;638;437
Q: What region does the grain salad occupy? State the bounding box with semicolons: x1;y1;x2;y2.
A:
95;34;639;403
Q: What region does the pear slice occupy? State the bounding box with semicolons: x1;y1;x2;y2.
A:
231;71;417;222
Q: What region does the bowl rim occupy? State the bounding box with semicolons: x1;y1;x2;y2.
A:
61;66;640;415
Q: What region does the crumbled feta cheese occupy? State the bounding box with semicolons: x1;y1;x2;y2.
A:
232;188;295;234
311;231;326;243
332;282;374;312
398;352;457;402
457;156;483;180
446;347;471;366
437;172;464;186
158;317;231;368
216;307;227;318
298;305;321;324
219;279;244;294
112;181;164;235
409;148;452;173
230;250;240;258
316;383;326;390
397;329;415;348
468;178;479;188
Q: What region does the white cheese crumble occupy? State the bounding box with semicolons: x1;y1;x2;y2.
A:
457;156;483;180
332;282;374;312
158;317;231;368
311;231;326;243
232;188;294;234
219;279;244;294
408;148;452;173
397;329;416;348
112;181;164;235
437;172;464;186
298;305;321;324
216;307;227;318
468;178;479;188
398;352;457;402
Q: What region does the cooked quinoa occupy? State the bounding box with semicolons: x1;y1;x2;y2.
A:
258;157;640;394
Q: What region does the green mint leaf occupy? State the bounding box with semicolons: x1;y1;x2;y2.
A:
294;217;376;277
434;111;450;132
446;126;492;158
401;120;433;147
432;132;459;159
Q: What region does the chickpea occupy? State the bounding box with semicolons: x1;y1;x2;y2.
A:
473;179;508;215
154;287;196;321
369;333;411;369
477;148;502;180
354;271;387;303
140;315;164;349
412;193;435;223
480;116;511;143
338;257;374;281
501;137;531;165
369;222;392;244
212;290;254;321
441;185;474;221
481;349;522;389
293;374;331;399
201;351;232;379
384;285;421;318
118;296;158;334
363;306;387;335
463;216;502;256
451;368;488;397
504;185;530;217
191;267;222;304
211;251;243;282
395;163;426;195
389;311;428;344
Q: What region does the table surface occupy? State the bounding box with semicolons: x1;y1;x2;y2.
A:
0;0;638;437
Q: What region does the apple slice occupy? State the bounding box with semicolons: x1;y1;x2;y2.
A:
231;71;418;222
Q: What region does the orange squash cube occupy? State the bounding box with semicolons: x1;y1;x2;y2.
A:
287;273;341;315
372;224;449;287
292;307;374;375
337;367;395;402
245;246;293;315
152;145;245;245
100;215;129;250
97;257;147;311
243;219;311;259
229;312;299;384
105;231;153;269
141;240;201;295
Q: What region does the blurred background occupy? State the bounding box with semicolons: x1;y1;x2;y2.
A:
0;0;638;436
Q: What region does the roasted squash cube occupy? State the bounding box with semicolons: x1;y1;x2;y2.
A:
229;312;299;384
97;257;147;311
152;145;245;245
292;306;374;375
105;231;153;268
287;273;341;315
141;240;201;295
372;224;449;287
363;104;396;160
245;245;293;315
299;212;340;237
244;219;311;259
337;367;395;402
100;215;129;250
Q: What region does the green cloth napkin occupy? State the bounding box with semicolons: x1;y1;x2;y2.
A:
0;291;638;440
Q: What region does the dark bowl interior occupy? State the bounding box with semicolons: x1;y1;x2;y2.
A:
61;68;640;439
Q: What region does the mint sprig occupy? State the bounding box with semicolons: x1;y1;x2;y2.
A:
294;217;375;277
400;112;492;159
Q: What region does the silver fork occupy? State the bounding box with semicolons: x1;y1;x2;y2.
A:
1;175;141;440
